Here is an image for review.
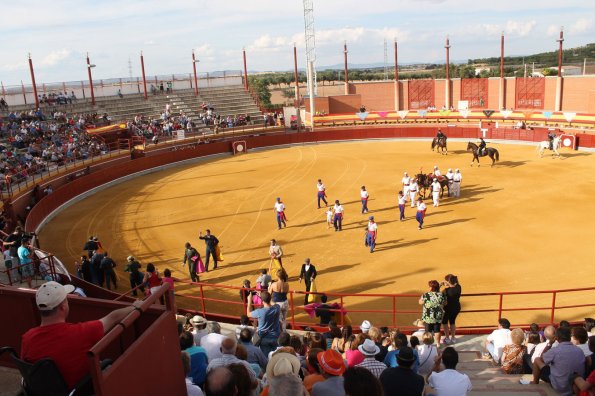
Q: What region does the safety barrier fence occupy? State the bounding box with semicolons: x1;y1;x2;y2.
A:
129;278;595;332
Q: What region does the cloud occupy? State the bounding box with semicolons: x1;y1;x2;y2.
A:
39;49;71;67
505;20;536;37
569;18;593;34
144;40;156;46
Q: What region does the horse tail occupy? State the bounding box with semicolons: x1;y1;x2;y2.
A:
495;149;500;162
431;139;435;149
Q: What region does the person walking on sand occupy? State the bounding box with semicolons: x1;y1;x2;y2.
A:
365;216;378;253
333;200;345;232
325;207;334;229
409;178;419;208
416;198;427;230
398;191;406;221
199;230;219;271
402;172;411;202
317;179;328;208
268;239;283;271
360;186;370;214
299;258;318;305
183;242;200;282
274;197;287;230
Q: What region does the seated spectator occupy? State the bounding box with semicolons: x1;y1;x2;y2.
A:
205;366;236;396
572;369;595;395
304;348;325;393
586;318;595;337
312;349;346;396
483;318;512;364
304;331;327;356
368;326;388;363
344;366;383;396
289;335;306;364
190;314;208;346
523;326;585;395
355;339;387;378
256;269;272;289
234;343;261;378
411;319;426;339
501;328;527;374
410;335;420;350
428;347;473;395
269;374;308;396
268;331;291;359
238;327;268;371
181;351;204;396
345;333;366;367
523;331;542;372
361;320;371;334
262;352;302;396
527;323;545;342
525;325;557;373
21;282;142;390
180;331;208;387
380;346;424;396
200;321;227;361
384;332;420;372
207;337;258;384
235;314;255;340
331;325;353;354
573;327;592;357
417;331;439;376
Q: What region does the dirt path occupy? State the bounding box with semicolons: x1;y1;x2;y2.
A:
38;140;595;327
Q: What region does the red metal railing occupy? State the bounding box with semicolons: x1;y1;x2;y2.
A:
168;278;595;333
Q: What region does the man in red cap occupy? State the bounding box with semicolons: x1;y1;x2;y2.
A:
312;349;346;396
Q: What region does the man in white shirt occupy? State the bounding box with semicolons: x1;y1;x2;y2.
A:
445;168;454;196
428;347;472;396
365;216;378;253
528;325;557;366
316;179;328;208
483;318;512;364
401;172;411;200
190;315;208;346
332;200;344;231
200;321;227;361
416;198;426;230
431;178;441;207
409;179;419;208
433;165;442;177
452;169;462;198
360;186;369;214
398;191;407;221
274;197;287;230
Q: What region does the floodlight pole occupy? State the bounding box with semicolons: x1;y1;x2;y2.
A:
86;53;95;106
343;41;349;95
28;54;39;108
243;48;249;91
293;44;301;131
140;51;148;100
555;27;564;111
192;50;199;96
394;39;400;111
499;32;506;110
444;36;451;109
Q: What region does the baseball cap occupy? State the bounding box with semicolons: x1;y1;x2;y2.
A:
36;281;69;311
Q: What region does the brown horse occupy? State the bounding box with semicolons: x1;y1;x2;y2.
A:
467;142;500;167
416;173;449;199
431;137;448;155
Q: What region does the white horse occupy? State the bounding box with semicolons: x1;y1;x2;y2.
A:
537;136;561;158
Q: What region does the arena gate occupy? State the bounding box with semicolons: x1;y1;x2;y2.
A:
515;77;545;109
461;78;488;108
408;79;435;109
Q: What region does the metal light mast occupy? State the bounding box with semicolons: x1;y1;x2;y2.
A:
383;39;388;80
303;0;317;129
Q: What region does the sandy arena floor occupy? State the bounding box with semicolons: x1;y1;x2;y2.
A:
38;140;595;327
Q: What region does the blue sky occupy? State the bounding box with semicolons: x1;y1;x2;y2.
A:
1;0;593;85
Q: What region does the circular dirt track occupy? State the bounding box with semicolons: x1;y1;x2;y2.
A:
39;140;595;327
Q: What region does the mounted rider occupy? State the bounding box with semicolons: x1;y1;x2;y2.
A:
436;129;447;145
548;131;557;150
477;137;487;156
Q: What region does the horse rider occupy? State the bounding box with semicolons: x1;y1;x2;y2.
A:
436;129;447;145
433;165;442;177
477;137;487;156
548;131;557;150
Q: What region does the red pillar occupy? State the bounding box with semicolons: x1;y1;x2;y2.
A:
28;54;39;108
500;32;505;78
243;48;249;90
394;40;399;82
140;52;148;100
86;53;95;106
192;50;199;96
394;39;400;111
445;36;451;108
343;41;349;94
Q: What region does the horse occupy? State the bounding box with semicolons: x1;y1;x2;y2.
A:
431;137;448;155
537;136;561;158
416;173;449;199
467;142;500;167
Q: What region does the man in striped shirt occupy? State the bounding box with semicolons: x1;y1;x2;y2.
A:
355;339;387;378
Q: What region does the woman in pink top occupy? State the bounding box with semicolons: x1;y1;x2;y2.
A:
161;268;176;308
344;333;366;366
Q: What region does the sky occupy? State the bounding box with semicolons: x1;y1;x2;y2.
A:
1;0;593;86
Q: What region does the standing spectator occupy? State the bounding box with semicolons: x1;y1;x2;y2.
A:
247;291;281;356
143;263;161;295
256;269;272;289
200;321;227;362
355;339;387;378
312;349;346;396
183;242;200;282
344;366;383;396
90;250;105;287
100;252;117;291
80;255;92;283
17;237;34;288
124;255;144;296
501;328;527;374
418;280;445;346
299;258;317;305
180;331;208;387
82;236;98;258
483;318;512;364
199;229;219;271
268;239;283;269
523;327;585;395
427;347;473;395
380;346;424;396
268;269;289;329
4;226;25;279
441;274;462;344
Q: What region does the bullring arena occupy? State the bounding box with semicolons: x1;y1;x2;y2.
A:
31;127;595;329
